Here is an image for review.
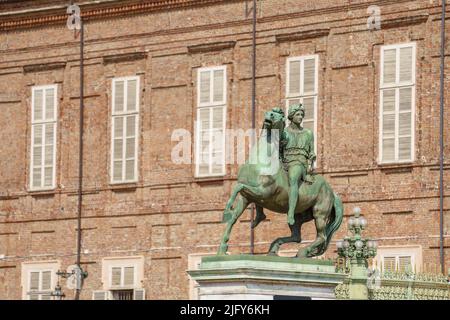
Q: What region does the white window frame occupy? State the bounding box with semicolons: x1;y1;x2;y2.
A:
379;42;416;164
27;269;53;300
110;76;140;184
195;66;227;178
374;245;422;273
285;55;319;154
21;261;59;300
30;84;58;191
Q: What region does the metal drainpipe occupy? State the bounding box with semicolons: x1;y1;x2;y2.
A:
250;0;257;255
439;0;446;275
75;18;84;300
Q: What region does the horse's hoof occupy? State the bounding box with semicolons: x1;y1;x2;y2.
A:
267;251;278;257
296;249;309;258
217;245;228;255
252;212;267;229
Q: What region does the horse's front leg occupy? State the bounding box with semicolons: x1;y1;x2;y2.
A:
268;214;301;255
218;195;250;255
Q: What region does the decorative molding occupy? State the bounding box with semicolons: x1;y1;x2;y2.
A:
187;41;236;54
275;28;330;43
382;210;414;215
381;14;429;29
0;0;234;31
23;61;66;73
331;63;370;70
103;51;148;64
380;165;414;175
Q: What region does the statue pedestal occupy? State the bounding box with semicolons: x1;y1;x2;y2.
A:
187;255;347;300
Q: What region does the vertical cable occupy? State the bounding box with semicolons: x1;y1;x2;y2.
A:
250;0;257;255
439;0;446;275
75;18;84;300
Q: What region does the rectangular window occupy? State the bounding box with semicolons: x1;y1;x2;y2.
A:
111;77;139;183
30;85;57;190
286;55;319;153
195;66;226;177
28;270;53;300
110;265;135;288
379;43;416;163
374;246;422;273
382;255;414;273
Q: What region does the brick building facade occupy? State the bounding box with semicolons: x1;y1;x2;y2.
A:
0;0;448;299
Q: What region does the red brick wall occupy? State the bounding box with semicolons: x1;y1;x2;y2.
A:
0;0;448;299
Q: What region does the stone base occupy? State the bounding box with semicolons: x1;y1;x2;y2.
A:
187;255;347;300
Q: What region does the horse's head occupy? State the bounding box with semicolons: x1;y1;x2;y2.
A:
263;107;285;132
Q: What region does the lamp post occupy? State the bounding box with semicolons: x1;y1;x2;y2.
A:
336;207;377;299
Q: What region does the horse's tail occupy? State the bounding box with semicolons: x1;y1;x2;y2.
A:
324;192;344;251
222;183;244;223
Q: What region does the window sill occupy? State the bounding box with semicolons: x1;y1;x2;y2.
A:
193;175;227;185
378;162;415;174
28;188;57;197
109;182;138;192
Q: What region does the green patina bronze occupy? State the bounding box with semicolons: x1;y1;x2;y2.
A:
218;105;344;258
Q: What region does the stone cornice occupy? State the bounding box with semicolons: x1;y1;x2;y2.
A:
0;0;233;31
275;28;330;43
103;51;148;64
23;61;66;73
187;40;236;53
381;14;429;29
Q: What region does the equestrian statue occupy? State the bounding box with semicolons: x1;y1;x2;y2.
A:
218;104;343;258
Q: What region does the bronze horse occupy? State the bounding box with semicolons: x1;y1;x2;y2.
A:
218;108;343;258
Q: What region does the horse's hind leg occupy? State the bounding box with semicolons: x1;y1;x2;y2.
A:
297;203;331;258
268;214;301;256
218;195;250;255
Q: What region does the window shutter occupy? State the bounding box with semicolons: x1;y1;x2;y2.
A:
44;124;55;187
112;117;124;182
196;67;226;177
302;97;315;133
288;60;301;96
31;86;57;190
111;267;122;286
303;58;316;94
45;87;55;120
111;77;139;183
123;267;135;287
41;271;52;291
398;256;413;272
383;49;396;85
199;71;211;104
30;272;40;291
33;89;43;121
198;108;211;176
213;69;224;103
125;116;136;181
380;44;415;163
114;80;125;113
398;87;412;161
126;79;137;112
133;289;146;300
383;256;396;272
381;89;396;162
32;125;43;188
399;47;413;83
92;291;109;300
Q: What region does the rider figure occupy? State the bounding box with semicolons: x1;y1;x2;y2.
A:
282;104;316;226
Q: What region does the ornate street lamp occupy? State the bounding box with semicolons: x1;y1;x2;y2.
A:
336;207;378;299
50;283;65;300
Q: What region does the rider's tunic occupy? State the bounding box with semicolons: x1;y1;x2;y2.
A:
282;126;315;171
